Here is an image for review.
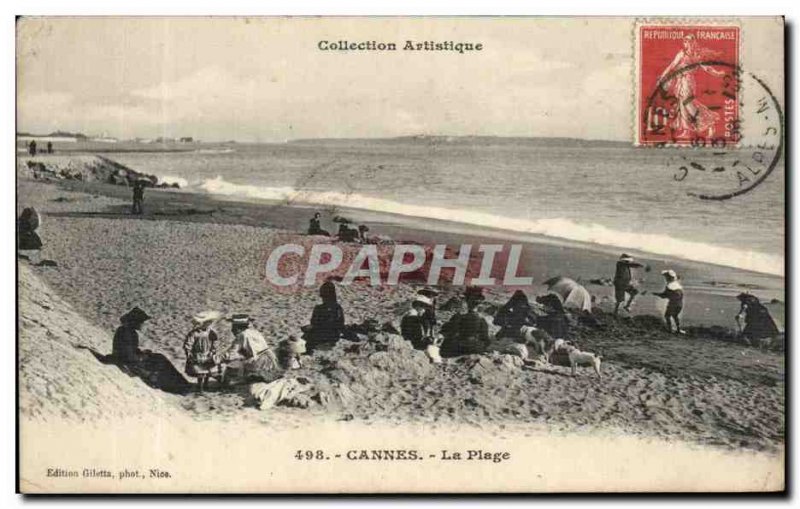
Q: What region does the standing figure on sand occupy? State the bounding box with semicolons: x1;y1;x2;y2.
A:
653;269;685;334
132;180;146;215
614;253;645;314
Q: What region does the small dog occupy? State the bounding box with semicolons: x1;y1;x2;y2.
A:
520;325;548;357
563;344;603;378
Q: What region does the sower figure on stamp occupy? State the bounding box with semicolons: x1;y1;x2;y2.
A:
656;34;726;140
614;254;644;314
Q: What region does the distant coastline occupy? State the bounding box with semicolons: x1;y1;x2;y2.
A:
287;135;630;148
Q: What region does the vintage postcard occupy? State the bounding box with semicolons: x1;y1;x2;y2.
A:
16;16;785;493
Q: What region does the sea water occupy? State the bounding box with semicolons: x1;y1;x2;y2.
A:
102;139;785;277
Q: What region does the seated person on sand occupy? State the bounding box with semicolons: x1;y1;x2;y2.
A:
417;287;440;330
400;294;436;350
336;223;361;243
112;306;153;368
308;212;330;236
183;310;226;392
17;207;43;261
302;281;346;351
494;290;535;339
614;253;645;314
735;293;780;345
110;307;190;394
439;287;491;357
535;293;569;339
221;313;282;384
653;269;685;334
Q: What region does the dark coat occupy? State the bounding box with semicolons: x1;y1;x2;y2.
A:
112;325;140;365
308;302;345;344
440;311;490;357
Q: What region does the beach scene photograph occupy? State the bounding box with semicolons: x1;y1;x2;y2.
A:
16;17;785;493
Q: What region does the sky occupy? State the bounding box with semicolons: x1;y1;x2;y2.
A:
16;17;783;143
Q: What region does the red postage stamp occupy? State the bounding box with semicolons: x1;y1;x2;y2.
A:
636;24;740;146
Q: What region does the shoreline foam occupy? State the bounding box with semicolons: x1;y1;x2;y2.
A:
196;175;784;277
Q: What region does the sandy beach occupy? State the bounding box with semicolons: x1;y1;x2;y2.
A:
16;156;786;457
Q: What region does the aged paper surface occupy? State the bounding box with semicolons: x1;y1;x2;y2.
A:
16;16;785;493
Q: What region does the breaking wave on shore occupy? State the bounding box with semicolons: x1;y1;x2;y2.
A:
196;175;784;277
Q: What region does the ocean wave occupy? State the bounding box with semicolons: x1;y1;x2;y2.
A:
197;176;784;277
158;175;189;187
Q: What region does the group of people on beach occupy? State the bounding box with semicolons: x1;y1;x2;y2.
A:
308;212;371;243
613;253;686;333
112;306;306;393
101;221;783;390
29;200;764;393
27;140;53;157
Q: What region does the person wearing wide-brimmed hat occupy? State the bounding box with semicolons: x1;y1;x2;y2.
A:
653;269;685;334
439;287;491;357
112;306;152;366
222;313;281;384
400;294;436;350
417;287;440;332
614;253;645;314
183;310;225;391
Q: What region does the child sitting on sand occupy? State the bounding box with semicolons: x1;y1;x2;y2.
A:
183;310;226;391
653;270;685;334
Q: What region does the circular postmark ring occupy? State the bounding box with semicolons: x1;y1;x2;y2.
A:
644;61;784;201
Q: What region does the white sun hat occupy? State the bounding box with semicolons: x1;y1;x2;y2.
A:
661;269;678;279
192;310;223;324
412;294;434;307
